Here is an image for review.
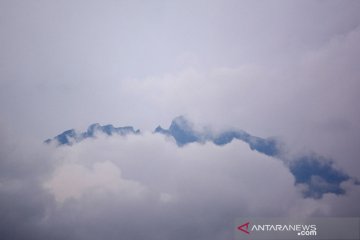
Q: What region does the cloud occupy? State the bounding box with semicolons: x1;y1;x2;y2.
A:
1;128;359;239
0;1;359;239
44;161;146;203
114;25;360;181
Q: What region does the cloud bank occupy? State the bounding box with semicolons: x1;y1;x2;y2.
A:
1;128;359;239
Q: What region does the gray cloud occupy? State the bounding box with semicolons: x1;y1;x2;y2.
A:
1;129;359;239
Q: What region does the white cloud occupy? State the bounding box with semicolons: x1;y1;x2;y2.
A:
42;133;340;217
0;125;359;239
45;161;146;203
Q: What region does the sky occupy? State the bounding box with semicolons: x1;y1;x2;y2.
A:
0;0;360;239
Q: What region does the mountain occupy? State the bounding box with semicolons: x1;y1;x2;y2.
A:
155;116;279;156
154;116;202;146
153;116;352;198
45;116;354;199
45;123;140;146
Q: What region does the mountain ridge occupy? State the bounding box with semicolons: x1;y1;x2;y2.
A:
45;123;140;146
45;116;354;199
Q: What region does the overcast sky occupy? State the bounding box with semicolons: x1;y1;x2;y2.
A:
1;1;360;239
1;0;360;136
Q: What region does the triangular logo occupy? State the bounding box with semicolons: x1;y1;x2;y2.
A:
237;222;250;234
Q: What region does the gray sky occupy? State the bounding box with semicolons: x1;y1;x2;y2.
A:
1;1;360;239
1;0;360;137
1;0;360;174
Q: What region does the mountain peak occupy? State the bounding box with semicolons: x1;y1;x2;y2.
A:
86;123;101;137
154;125;168;134
46;123;140;146
159;116;199;146
169;116;193;131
